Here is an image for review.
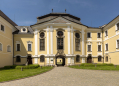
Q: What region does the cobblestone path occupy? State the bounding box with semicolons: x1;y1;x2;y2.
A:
0;67;119;86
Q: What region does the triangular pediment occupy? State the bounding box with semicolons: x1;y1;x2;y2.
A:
50;17;70;23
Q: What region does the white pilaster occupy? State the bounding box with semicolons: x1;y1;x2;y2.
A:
50;26;53;55
47;26;49;55
67;26;70;54
34;29;38;56
71;26;74;54
82;29;85;63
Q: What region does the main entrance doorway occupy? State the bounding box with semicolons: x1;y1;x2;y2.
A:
87;55;92;63
56;55;65;66
27;55;32;64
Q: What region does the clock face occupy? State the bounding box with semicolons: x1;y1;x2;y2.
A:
40;32;45;38
75;33;80;38
57;31;63;36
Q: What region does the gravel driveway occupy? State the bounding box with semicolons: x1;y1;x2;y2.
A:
0;67;119;86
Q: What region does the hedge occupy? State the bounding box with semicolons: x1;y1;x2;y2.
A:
4;64;39;69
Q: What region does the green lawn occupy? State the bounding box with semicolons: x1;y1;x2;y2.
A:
69;65;119;71
0;66;53;82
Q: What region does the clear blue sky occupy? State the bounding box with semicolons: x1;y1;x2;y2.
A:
0;0;119;27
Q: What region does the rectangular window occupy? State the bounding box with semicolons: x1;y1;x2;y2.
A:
105;30;108;37
1;25;4;31
117;40;119;48
87;32;91;38
98;45;101;51
75;39;80;51
105;44;108;51
97;33;101;38
17;44;20;51
40;39;45;50
57;38;63;49
28;44;31;51
88;45;91;51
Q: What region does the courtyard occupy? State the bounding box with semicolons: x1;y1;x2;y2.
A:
0;66;119;86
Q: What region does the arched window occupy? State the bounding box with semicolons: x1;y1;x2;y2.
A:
16;56;21;62
40;32;45;51
75;33;80;51
105;56;108;62
7;45;11;52
57;31;64;49
98;56;101;62
40;55;44;62
76;55;80;62
0;43;2;51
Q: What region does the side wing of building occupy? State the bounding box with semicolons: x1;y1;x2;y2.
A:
0;10;17;68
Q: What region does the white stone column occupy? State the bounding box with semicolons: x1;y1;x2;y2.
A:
47;26;49;55
50;26;53;55
71;26;74;55
34;29;38;64
67;26;70;55
34;29;38;56
82;29;85;63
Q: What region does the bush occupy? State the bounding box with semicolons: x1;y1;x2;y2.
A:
84;63;95;67
15;64;39;69
4;65;17;69
96;63;114;66
4;64;39;69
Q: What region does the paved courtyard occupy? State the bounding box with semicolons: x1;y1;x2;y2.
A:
0;67;119;86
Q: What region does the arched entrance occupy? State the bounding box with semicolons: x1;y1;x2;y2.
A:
27;55;32;64
87;54;92;63
56;55;65;66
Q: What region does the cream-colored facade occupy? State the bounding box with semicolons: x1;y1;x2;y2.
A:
1;10;119;67
0;10;17;68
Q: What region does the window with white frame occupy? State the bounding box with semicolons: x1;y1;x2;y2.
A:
117;40;119;49
87;32;91;38
7;45;11;52
105;44;108;51
98;45;101;51
28;44;32;51
1;25;4;31
75;33;80;51
40;32;45;51
16;44;20;51
97;33;101;38
0;43;2;51
88;45;91;51
105;30;108;37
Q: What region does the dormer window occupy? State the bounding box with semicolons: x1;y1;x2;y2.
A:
21;27;27;33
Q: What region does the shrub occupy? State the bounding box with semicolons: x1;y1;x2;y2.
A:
15;64;39;69
4;65;17;69
4;64;39;69
96;63;114;66
84;63;95;67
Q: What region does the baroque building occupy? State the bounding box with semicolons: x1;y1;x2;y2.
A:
0;10;119;67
